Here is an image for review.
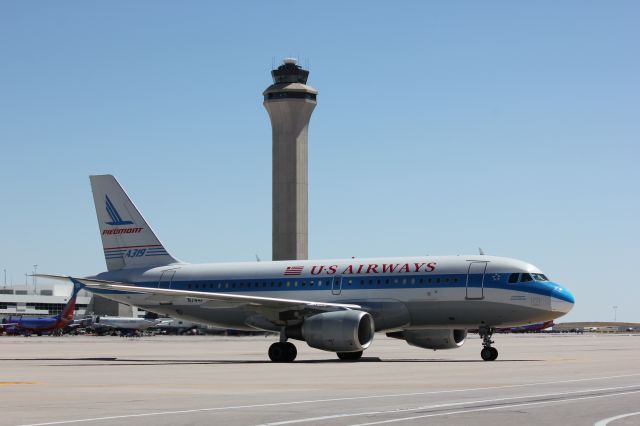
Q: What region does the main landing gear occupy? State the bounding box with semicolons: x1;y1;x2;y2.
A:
337;351;363;361
268;341;297;362
479;327;498;361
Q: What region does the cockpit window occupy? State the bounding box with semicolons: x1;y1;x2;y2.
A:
508;273;519;283
532;273;549;281
520;273;533;282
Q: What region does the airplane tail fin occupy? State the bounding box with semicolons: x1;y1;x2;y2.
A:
90;175;179;271
59;280;84;322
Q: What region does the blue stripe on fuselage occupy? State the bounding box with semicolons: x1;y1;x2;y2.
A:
88;274;572;303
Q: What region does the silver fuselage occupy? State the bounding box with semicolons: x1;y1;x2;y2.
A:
88;255;575;332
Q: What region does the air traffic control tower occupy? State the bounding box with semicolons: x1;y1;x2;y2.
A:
264;58;317;261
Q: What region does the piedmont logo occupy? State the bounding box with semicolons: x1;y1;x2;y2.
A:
105;195;133;226
102;195;143;235
102;228;143;235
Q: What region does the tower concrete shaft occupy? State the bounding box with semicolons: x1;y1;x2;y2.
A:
263;59;317;261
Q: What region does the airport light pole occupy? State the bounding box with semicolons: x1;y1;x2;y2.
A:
3;269;6;288
33;264;38;291
613;305;618;322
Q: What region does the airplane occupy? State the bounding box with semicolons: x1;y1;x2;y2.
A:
498;320;554;333
0;281;83;335
82;315;172;334
507;320;554;333
39;174;575;362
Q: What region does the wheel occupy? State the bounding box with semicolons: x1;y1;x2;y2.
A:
268;342;297;362
481;347;494;361
490;347;498;361
268;342;286;362
337;351;363;361
284;342;297;362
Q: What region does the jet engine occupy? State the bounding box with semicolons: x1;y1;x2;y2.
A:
293;310;375;352
387;329;467;350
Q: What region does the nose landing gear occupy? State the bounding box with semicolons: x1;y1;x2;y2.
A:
479;327;498;361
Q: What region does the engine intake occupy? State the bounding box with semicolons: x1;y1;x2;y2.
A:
387;329;467;350
299;310;375;352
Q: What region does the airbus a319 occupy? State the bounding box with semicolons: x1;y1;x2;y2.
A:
40;175;575;362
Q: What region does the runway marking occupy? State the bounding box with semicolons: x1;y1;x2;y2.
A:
15;373;640;426
594;411;640;426
260;385;640;425
0;381;40;386
350;389;640;426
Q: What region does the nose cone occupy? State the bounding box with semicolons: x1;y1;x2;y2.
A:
550;284;575;315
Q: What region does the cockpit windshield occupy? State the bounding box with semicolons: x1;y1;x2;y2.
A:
520;273;533;282
508;272;549;283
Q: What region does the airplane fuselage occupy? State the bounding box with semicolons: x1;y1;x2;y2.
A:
2;316;70;334
90;255;574;333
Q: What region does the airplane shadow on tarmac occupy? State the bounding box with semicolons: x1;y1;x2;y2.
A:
2;357;543;366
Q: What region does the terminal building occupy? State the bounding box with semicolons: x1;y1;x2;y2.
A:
0;283;144;319
0;284;92;318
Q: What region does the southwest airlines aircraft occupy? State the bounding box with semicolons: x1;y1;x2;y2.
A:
1;282;82;335
40;175;574;362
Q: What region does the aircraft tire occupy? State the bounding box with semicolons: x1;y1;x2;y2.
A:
490;347;498;361
481;347;494;361
337;351;363;361
268;342;297;362
284;342;297;362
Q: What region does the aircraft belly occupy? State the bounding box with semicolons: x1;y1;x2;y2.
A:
89;287;555;330
404;287;555;328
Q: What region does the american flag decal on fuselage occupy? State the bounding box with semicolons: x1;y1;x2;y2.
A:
284;266;303;276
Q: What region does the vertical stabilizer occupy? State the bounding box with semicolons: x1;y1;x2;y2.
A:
90;175;179;271
59;280;84;321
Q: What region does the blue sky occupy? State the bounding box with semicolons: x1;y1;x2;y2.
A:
1;1;638;322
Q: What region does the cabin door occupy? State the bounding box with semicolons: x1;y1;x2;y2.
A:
158;270;177;289
331;276;343;295
466;262;487;300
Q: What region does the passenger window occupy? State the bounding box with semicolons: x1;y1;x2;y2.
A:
508;273;519;283
520;273;533;283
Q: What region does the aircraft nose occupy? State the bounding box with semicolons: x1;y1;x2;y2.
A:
550;284;575;314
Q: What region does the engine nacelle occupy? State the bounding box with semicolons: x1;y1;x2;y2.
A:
387;329;467;350
300;311;375;352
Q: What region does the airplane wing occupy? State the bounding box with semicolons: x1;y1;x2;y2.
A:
35;274;362;312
